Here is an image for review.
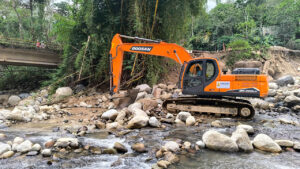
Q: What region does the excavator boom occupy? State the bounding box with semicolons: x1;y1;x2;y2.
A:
109;34;193;94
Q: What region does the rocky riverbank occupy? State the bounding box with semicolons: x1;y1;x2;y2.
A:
0;75;300;168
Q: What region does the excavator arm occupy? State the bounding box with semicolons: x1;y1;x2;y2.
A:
109;34;193;94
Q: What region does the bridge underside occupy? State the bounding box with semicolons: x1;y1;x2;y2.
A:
0;46;61;68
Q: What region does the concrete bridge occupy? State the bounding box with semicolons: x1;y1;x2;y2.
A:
0;37;62;68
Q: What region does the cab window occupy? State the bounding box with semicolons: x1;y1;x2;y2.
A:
206;60;215;81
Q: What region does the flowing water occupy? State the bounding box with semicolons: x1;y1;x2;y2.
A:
0;112;299;169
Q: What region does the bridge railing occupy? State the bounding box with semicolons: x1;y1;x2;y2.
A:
0;37;62;52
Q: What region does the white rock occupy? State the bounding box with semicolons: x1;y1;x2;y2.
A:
135;84;151;93
13;137;24;144
41;149;52;157
0;109;11;120
149;117;160;127
231;128;253;152
0;150;14;158
135;92;147;101
8;95;21;106
237;124;254;134
101;109;119;120
127;115;149;129
268;82;278;89
31;143;42;151
186;116;196;126
16;140;33;153
202;130;238;152
253;134;282;153
183;141;191;149
0;142;11;155
284;95;300;107
176;112;191;122
275;140;294;147
164;141;180;152
54;138;78;148
106;122;120;130
128;102;142;112
55;87;73;97
196;140;205;148
293;142;300;150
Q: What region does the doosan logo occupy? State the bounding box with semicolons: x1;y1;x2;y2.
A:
130;46;153;52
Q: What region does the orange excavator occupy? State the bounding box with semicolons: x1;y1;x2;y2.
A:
109;34;268;119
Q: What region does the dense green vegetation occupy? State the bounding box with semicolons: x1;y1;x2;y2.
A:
0;0;299;91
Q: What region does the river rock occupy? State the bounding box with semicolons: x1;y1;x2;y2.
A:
231;128;253;152
95;121;106;129
202;130;238;152
268;82;278;89
106;122;121;130
139;98;158;111
253;134;282;153
0;150;14;158
135;84;151;93
101;109;119;120
113;142;128;153
275;140;294;147
8;95;21;106
186;116;196;126
55;87;73;98
276;75;294;86
41;149;52;157
160;93;172;100
54;138;78;148
211;120;222;127
31;143;42;151
0;142;11;155
74;84;85;93
127;114;149;129
164;151;179;164
166;113;174;119
291;89;300;97
293;142;300;151
16;140;33;153
164;141;180;152
183;141;191;150
284;95;300;107
45;140;55;148
237;124;254;134
153;87;162;98
196;140;205;148
13;137;24;144
176;112;191;122
157;160;170;169
149;116;160;127
0;109;11;120
115;109;127;124
132;143;146;153
0;95;9;104
268;90;277;97
102;148;117;154
27;151;39;156
128;102;142;112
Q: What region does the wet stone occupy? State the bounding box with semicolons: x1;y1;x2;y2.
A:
26;151;39;156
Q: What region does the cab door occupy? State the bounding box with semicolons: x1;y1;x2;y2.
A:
182;60;204;95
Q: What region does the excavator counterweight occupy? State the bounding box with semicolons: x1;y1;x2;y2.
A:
109;34;269;119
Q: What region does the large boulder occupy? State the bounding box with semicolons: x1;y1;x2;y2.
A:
139;98;158;111
135;84;151;93
101;109;119;120
8;95;21;106
127;115;149;129
176;112;191;122
284;95;300;107
0;142;11;155
5;106;36;122
55;87;73;98
202;130;238;152
231;128;253;152
276;75;294;86
252;134;282;153
16;140;33;153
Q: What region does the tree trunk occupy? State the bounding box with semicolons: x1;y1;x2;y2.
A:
11;0;23;38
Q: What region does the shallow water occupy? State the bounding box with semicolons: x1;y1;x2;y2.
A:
0;112;299;169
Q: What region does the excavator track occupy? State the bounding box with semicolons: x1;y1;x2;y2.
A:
162;96;255;119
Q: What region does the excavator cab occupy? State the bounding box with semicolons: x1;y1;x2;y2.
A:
180;58;219;96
